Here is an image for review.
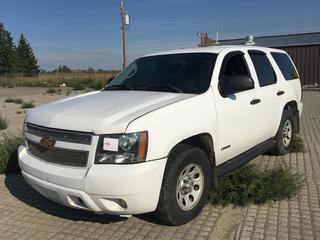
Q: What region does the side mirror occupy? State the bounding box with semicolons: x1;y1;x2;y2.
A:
219;75;254;95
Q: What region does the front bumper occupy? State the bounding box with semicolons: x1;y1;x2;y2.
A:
18;145;167;215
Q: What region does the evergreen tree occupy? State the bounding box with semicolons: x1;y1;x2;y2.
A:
16;34;39;74
0;23;17;74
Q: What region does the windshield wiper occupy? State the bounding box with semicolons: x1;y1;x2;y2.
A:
104;83;135;91
145;84;183;93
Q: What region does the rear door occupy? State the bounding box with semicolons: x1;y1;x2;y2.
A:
246;50;282;138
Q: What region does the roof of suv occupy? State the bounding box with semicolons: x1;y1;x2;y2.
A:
145;45;285;57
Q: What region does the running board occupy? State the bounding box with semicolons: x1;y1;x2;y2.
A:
217;138;276;176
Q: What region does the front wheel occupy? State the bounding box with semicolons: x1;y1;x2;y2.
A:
155;144;211;226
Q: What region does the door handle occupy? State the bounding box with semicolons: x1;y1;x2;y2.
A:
277;90;285;96
250;99;261;105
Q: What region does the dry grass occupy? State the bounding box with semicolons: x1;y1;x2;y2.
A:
0;72;117;89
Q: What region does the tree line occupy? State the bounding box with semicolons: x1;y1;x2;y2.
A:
0;23;39;74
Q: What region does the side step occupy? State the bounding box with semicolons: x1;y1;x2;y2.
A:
217;138;276;176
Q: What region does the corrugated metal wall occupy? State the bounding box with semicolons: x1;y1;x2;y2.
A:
278;45;320;85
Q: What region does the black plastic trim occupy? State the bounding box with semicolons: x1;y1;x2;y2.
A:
217;138;276;176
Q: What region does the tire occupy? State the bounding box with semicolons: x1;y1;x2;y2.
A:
155;144;212;226
271;109;295;155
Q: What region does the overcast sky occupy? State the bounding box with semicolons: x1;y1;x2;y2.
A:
1;0;319;70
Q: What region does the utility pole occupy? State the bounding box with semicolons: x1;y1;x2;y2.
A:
120;0;126;69
120;0;130;69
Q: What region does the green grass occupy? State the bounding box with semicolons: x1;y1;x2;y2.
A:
5;98;23;104
46;88;56;94
21;101;35;109
292;135;305;153
0;134;23;174
209;164;303;206
0;115;8;130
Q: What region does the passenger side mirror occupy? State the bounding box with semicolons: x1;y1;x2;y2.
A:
219;75;254;95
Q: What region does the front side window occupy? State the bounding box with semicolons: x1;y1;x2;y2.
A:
249;50;277;87
218;52;253;95
271;52;299;80
105;53;217;94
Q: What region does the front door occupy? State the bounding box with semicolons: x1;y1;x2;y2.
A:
214;51;265;165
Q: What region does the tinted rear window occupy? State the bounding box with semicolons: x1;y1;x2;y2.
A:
249;51;277;87
271;52;299;80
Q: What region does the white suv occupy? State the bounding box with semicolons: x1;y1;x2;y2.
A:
18;46;303;225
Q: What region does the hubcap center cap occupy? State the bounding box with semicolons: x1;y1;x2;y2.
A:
181;177;194;194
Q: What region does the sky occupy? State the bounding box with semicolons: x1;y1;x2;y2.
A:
0;0;319;70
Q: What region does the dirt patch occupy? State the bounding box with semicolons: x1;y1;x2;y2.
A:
209;206;245;240
0;87;85;136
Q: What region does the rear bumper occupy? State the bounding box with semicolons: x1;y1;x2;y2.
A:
18;145;167;215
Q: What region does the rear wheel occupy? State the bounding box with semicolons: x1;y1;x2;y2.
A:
156;144;211;226
271;109;295;155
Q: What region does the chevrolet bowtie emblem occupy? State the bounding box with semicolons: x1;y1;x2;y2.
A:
39;137;56;149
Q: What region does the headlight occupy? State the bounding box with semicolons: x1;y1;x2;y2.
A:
95;131;148;164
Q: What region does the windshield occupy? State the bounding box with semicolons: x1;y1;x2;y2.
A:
105;53;217;94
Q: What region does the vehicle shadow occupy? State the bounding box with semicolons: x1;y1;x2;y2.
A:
4;174;125;224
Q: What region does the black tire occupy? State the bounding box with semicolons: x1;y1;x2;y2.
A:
271;109;295;155
155;144;212;226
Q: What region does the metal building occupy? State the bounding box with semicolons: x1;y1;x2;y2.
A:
203;32;320;85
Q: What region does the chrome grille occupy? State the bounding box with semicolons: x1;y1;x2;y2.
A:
26;123;92;145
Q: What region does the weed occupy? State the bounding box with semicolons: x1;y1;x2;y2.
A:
209;164;303;206
4;98;22;104
21;101;34;109
0;134;23;174
14;98;23;104
292;135;305;153
0;115;8;130
4;98;15;103
47;88;56;94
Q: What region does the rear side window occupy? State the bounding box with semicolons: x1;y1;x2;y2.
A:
249;50;277;87
271;52;299;80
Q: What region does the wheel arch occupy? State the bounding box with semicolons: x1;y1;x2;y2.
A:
283;100;300;133
168;133;215;166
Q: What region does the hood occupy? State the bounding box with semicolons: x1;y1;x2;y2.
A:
27;90;194;134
